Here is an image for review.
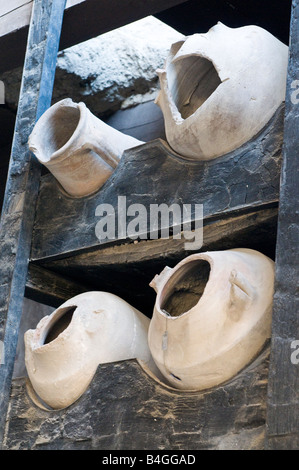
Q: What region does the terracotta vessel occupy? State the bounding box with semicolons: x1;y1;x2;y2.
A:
156;23;288;160
25;292;155;409
148;248;275;391
28;98;144;197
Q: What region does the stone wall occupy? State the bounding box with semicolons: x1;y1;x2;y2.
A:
1;16;183;117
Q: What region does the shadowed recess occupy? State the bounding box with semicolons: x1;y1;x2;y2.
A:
168;56;221;119
161;260;211;316
44;306;77;344
34;105;80;163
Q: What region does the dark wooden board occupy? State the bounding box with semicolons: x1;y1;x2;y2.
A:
156;0;292;45
30;105;284;263
32;207;278;315
265;0;299;450
3;347;270;450
0;0;67;445
104;101;166;143
25;265;89;308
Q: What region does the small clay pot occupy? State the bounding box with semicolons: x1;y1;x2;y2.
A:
28;98;143;197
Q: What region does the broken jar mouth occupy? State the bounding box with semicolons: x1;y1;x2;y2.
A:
29;100;86;164
167;54;222;120
38;305;77;347
159;258;212;318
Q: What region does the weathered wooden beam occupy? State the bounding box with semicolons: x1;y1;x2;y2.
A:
0;0;66;445
0;0;84;18
35;206;278;316
42;207;277;268
265;0;299;450
25;265;89;308
3;349;270;449
0;0;189;74
30;105;284;263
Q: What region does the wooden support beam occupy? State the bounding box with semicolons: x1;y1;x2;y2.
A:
0;0;189;74
3;350;270;449
30;105;284;263
25;265;89;308
0;0;66;445
35;206;278;317
265;0;299;450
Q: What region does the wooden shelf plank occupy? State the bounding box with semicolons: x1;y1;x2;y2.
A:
32;206;278;316
4;349;270;449
25;264;89;308
30;105;284;263
0;0;84;36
